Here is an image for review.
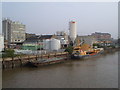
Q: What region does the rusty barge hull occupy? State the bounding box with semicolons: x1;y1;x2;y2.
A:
26;57;67;67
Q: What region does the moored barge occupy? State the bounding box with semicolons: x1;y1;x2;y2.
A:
71;45;104;59
26;57;67;67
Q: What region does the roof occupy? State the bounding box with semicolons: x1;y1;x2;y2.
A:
93;32;111;35
39;35;53;40
24;35;53;43
25;36;40;43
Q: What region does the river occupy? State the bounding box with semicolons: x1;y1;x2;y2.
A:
2;51;118;88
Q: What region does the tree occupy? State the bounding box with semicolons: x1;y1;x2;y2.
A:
2;49;15;58
64;45;74;55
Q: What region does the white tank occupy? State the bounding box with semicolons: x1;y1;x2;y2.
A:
43;39;50;50
50;38;60;51
69;21;77;43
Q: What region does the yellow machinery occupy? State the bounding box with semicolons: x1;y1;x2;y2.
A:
73;39;92;55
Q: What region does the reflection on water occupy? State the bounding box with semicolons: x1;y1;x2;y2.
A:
2;51;118;88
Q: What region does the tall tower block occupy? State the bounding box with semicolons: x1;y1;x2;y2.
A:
69;21;77;43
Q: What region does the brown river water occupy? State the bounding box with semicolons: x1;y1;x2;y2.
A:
2;51;118;88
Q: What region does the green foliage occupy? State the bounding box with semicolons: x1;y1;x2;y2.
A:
64;45;74;55
2;49;15;58
2;49;26;58
93;43;106;48
93;43;101;48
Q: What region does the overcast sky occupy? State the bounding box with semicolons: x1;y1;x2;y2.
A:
2;2;118;39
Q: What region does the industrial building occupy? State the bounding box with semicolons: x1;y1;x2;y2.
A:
91;32;113;46
55;31;69;48
22;35;59;51
22;35;43;50
91;32;111;40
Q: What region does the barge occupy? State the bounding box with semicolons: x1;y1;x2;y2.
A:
71;45;104;59
26;57;67;67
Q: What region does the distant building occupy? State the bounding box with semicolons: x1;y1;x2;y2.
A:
91;32;113;46
56;31;67;36
2;18;26;48
91;32;111;40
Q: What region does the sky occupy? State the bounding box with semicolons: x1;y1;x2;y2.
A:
2;2;118;39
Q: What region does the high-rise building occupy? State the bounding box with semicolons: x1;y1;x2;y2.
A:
10;21;26;43
2;19;11;42
2;19;26;46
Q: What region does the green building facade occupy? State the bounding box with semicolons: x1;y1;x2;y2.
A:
22;43;43;50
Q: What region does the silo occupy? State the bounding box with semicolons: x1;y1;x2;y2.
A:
50;38;61;51
69;21;77;43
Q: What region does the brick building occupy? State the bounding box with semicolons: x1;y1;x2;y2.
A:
91;32;113;46
91;32;111;40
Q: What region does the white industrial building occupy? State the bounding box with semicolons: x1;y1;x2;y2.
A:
0;34;4;52
55;31;69;48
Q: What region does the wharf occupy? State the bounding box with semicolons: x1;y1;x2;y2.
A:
1;52;68;69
